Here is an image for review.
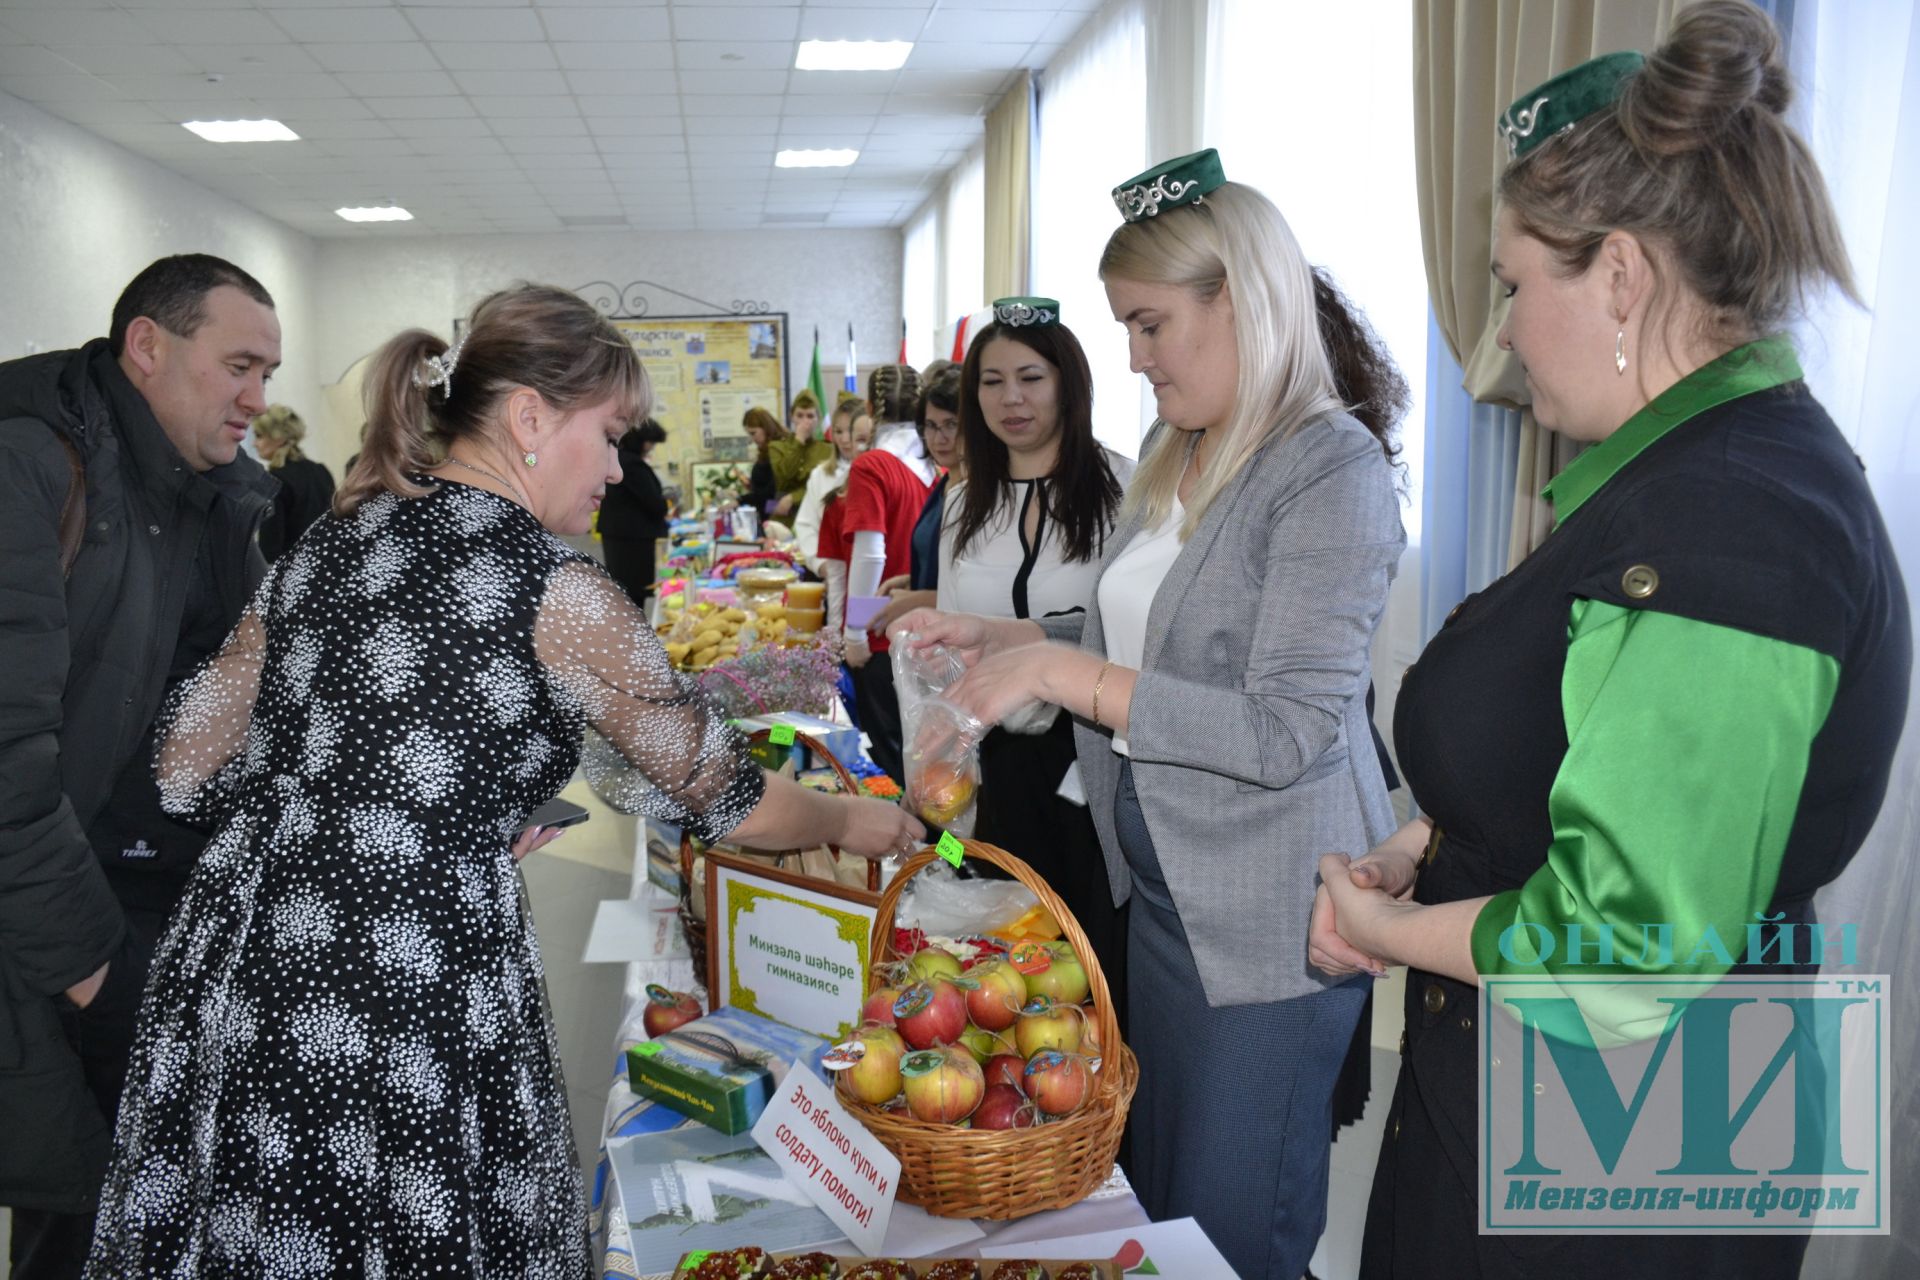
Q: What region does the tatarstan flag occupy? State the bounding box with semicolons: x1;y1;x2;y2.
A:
808;325;826;412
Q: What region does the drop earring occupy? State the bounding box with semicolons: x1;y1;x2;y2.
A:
523;450;538;467
1615;328;1628;376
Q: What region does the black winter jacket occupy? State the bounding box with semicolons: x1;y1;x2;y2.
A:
0;340;274;1211
598;432;669;542
258;454;336;562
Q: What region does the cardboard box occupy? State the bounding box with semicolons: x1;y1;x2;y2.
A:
646;818;686;897
734;711;863;772
626;1004;831;1135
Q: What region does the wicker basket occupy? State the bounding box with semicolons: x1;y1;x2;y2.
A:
845;838;1139;1220
678;728;881;981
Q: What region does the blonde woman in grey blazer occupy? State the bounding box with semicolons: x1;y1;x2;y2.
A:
893;150;1405;1279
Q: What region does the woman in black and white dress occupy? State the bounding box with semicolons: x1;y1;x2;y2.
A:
936;298;1131;1011
84;285;922;1278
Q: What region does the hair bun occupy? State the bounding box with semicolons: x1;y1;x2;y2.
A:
1625;0;1791;155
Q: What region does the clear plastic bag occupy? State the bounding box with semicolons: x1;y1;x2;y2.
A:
897;859;1039;938
892;630;987;834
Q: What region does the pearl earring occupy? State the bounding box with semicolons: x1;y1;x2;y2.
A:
1615;329;1628;376
523;450;538;467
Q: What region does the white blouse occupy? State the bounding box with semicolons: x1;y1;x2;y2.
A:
935;450;1135;624
1097;495;1184;757
793;456;849;571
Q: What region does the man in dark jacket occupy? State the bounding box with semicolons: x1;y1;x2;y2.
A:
0;254;280;1277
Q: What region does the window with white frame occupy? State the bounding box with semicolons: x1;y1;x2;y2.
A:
902;200;939;370
940;143;987;327
1032;0;1149;457
1205;0;1429;525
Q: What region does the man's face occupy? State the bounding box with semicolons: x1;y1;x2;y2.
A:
127;286;282;472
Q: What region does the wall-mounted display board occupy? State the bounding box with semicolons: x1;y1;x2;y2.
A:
610;315;789;484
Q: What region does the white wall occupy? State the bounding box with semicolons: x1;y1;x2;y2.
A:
309;228;903;471
0;87;902;483
0;89;320;427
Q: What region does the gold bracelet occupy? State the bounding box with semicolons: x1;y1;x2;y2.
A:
1091;660;1114;729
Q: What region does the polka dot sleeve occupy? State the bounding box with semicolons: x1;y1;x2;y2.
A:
533;560;766;843
152;564;275;826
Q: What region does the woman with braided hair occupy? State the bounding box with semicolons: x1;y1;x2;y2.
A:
838;362;934;782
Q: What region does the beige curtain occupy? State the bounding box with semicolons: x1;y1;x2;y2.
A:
983;72;1033;302
1414;0;1693;562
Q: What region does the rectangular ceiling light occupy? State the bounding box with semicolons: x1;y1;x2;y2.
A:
182;119;299;143
795;40;912;72
335;206;414;223
776;148;859;168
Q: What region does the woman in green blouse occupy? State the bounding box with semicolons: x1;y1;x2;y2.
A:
1311;5;1910;1277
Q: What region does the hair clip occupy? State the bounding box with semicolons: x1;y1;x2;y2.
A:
413;334;466;394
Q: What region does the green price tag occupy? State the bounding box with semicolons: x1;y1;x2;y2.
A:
682;1251;711;1269
937;831;965;867
635;1042;662;1057
769;723;797;746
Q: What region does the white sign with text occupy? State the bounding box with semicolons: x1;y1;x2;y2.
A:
707;855;876;1041
751;1062;901;1256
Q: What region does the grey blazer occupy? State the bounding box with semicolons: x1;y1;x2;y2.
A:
1035;410;1404;1006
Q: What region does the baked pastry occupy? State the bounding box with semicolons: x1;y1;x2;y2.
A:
988;1263;1050;1280
1055;1265;1102;1280
689;1246;770;1280
843;1261;914;1280
924;1262;982;1280
767;1253;840;1280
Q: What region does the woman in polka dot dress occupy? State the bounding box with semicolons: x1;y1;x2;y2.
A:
84;285;924;1278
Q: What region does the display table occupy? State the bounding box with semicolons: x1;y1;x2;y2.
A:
585;824;1150;1279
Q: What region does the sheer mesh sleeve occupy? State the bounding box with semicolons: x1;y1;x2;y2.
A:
154;572;273;826
535;560;766;843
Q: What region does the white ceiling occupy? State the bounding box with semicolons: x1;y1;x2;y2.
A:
0;0;1098;237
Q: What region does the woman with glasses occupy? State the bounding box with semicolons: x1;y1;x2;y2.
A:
872;364;965;635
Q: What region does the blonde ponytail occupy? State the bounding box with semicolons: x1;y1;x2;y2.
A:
334;329;445;515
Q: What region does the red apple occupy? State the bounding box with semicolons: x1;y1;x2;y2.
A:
962;957;1027;1031
862;982;905;1027
1015;996;1084;1057
1025;942;1090;1005
907;945;964;983
641;985;702;1038
1023;1050;1093;1117
972;1082;1036;1130
830;1023;908;1106
899;1046;985;1124
985;1053;1028;1092
893;979;969;1050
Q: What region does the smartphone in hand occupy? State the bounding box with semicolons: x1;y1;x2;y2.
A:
515;798;590;835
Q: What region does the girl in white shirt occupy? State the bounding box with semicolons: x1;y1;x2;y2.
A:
792;395;869;572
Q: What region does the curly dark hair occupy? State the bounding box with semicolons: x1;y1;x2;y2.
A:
1312;268;1407;467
